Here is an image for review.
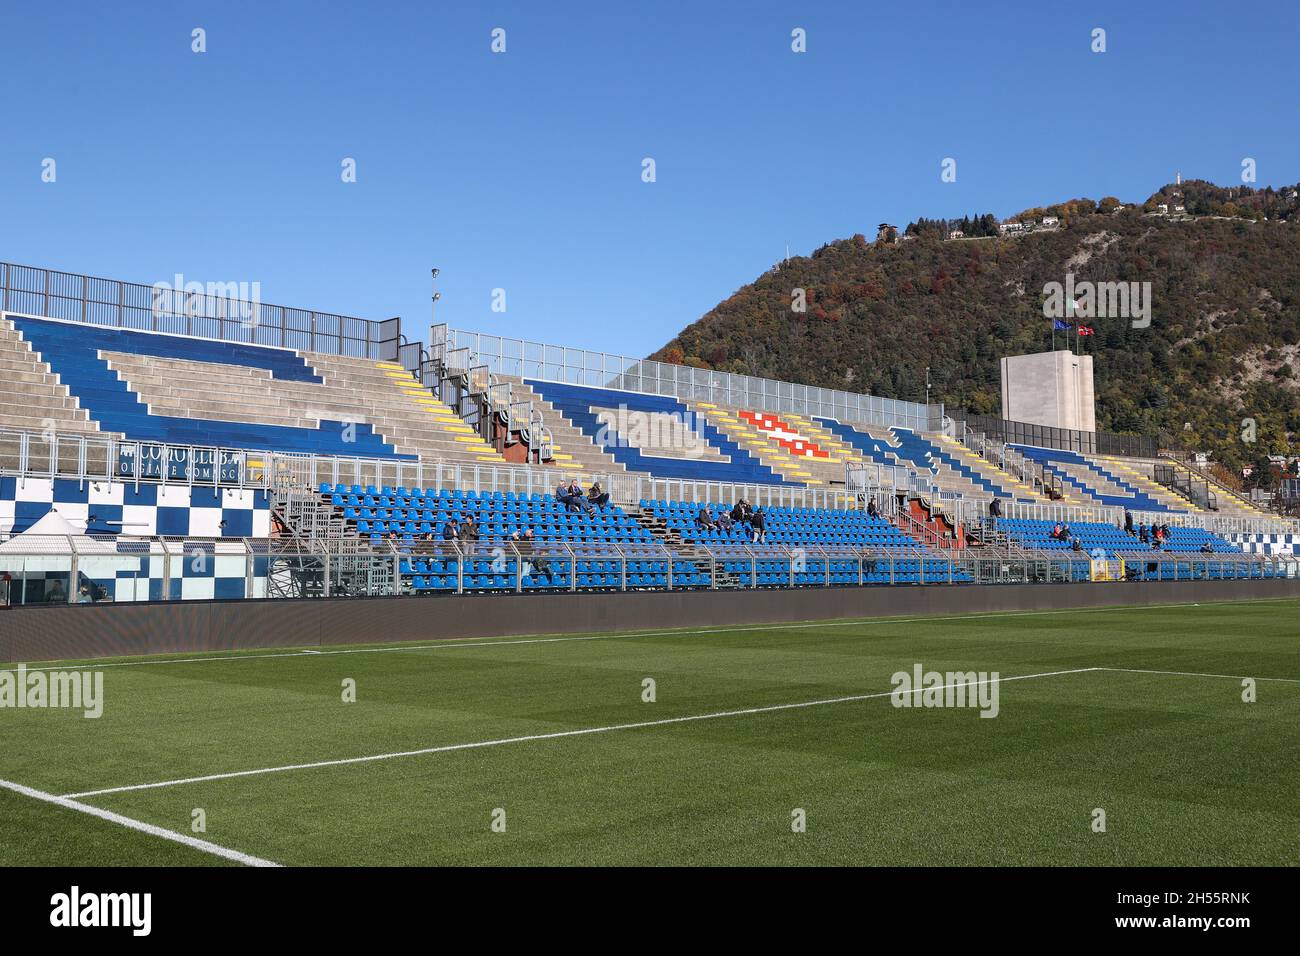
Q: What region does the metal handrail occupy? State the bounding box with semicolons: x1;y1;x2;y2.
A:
436;323;942;432
1;264;391;359
5;426;1300;537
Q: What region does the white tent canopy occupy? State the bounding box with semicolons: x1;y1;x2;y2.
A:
0;510;120;554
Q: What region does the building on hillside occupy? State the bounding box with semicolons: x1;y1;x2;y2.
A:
1041;216;1059;227
947;230;964;240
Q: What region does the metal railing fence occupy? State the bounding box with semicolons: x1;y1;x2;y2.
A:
0;263;394;359
3;532;1289;608
435;324;943;432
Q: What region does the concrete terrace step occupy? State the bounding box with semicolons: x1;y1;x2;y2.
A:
0;410;97;430
0;321;99;431
304;352;505;465
684;403;818;484
501;378;628;474
936;435;1049;503
1096;456;1203;513
0;354;52;373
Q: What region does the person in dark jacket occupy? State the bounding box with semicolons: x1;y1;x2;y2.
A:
1124;510;1134;534
586;482;610;509
750;507;767;544
867;496;881;519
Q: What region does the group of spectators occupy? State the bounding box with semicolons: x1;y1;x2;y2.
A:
439;516;481;543
1123;511;1187;552
410;481;612;585
696;499;767;543
43;580;106;604
429;479;609;546
556;479;609;514
1047;522;1084;552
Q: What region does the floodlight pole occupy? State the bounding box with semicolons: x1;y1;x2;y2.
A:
430;268;441;327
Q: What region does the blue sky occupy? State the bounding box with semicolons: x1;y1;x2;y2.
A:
2;0;1297;358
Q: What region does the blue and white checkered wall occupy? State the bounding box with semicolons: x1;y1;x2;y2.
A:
0;477;271;537
81;547;270;602
1225;533;1300;556
3;547;270;603
0;478;272;602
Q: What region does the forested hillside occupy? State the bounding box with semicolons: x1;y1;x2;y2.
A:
652;181;1300;474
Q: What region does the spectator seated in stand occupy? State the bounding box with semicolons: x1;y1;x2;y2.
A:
587;482;610;509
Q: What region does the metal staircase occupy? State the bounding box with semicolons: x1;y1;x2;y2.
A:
272;468;350;540
951;419;1061;500
631;507;732;586
267;465;398;598
426;323;554;463
1153;461;1217;511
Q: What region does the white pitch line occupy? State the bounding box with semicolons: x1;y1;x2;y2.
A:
61;668;1099;800
1097;666;1300;684
19;597;1295;674
0;777;280;867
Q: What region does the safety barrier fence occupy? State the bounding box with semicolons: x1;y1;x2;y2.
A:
6;427;1300;538
1;534;1292;606
435;324;942;432
0;429;863;511
0;265;394;359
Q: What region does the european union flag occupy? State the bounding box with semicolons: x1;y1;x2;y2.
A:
1052;319;1071;331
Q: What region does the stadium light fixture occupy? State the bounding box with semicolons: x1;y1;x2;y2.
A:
431;268;442;327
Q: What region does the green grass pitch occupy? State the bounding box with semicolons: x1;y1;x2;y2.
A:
2;598;1297;866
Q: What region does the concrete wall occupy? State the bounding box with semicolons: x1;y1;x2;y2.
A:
4;579;1299;663
1001;350;1096;432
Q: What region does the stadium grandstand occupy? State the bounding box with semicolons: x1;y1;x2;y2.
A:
0;259;1296;612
